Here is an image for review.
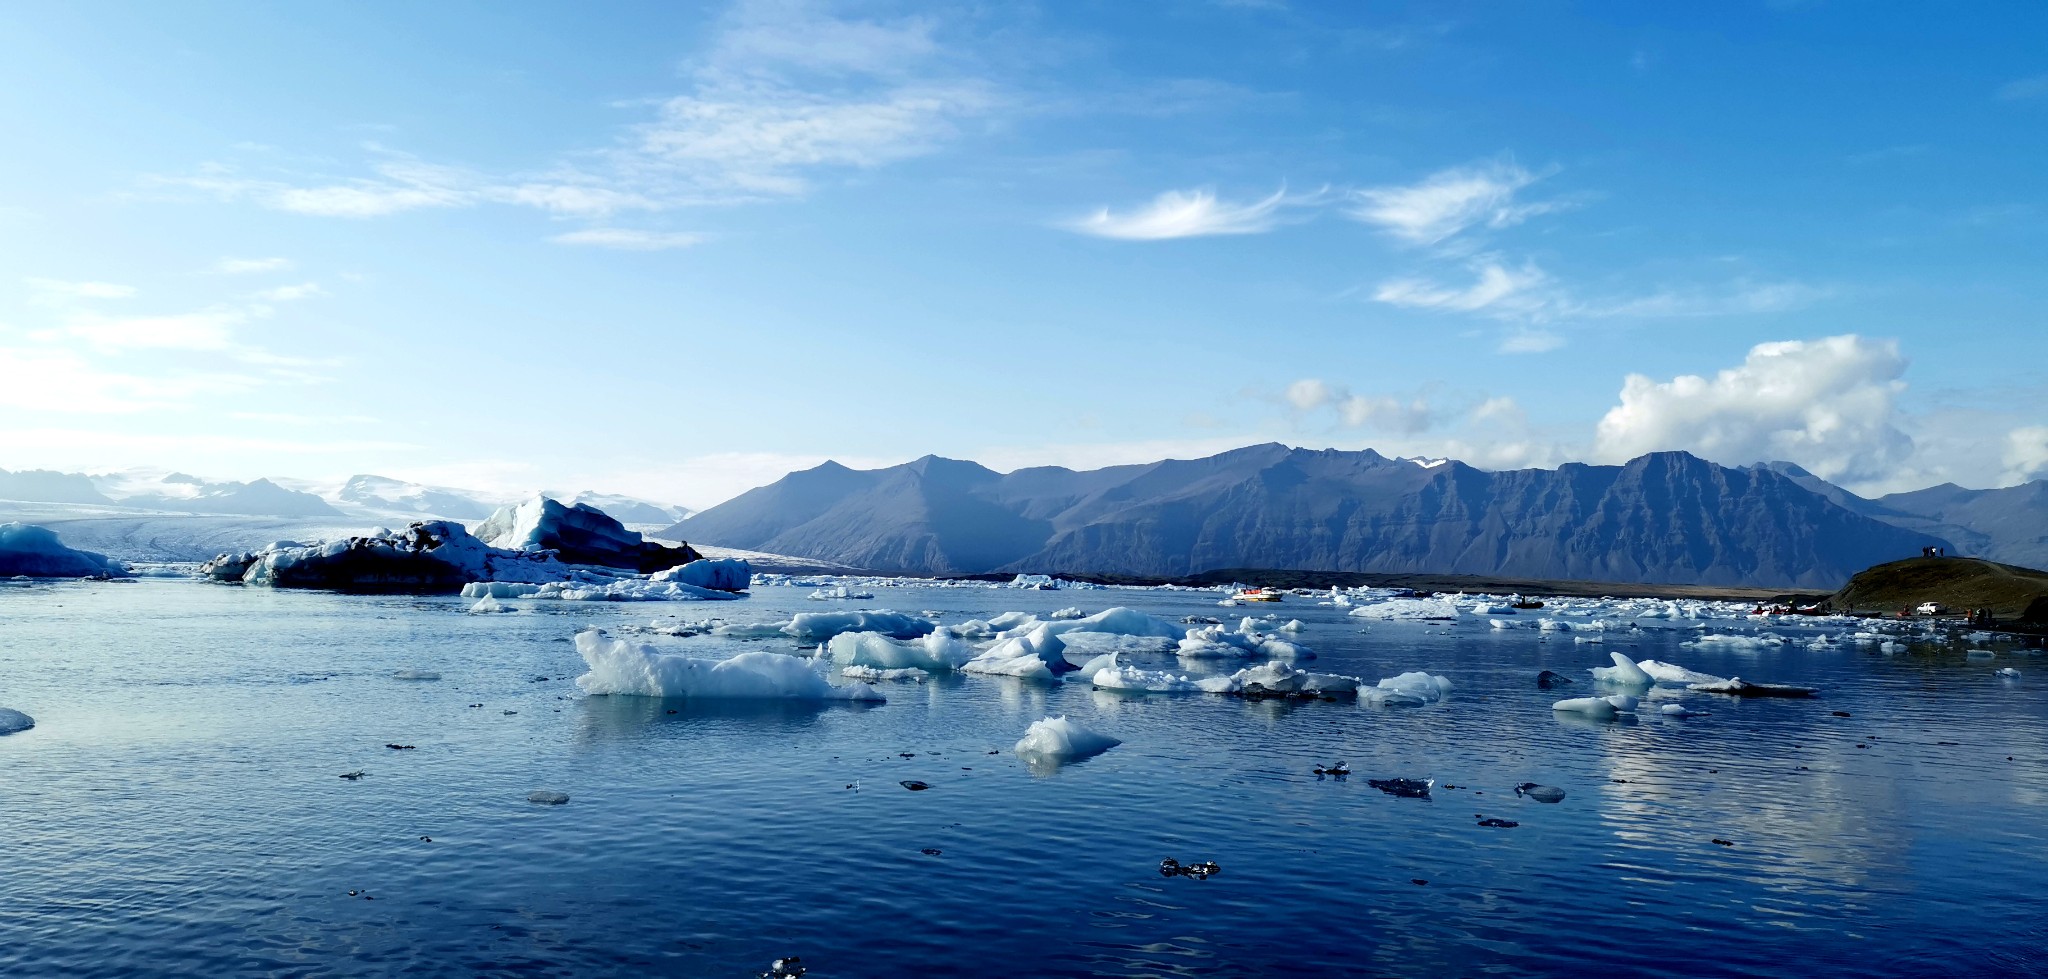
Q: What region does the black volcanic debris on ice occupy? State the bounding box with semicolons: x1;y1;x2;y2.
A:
667;446;1978;589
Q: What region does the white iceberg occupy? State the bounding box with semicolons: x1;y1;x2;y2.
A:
1634;659;1728;685
963;624;1069;680
1348;598;1460;621
827;630;975;674
1014;716;1121;761
1361;671;1452;707
1092;664;1203;694
573;631;883;701
1590;652;1654;686
783;610;937;643
1552;694;1639;719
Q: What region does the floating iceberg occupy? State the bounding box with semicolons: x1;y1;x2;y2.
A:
653;559;752;593
205;521;567;594
1196;662;1363;699
784;610;936;643
0;708;34;735
963;624;1069;680
468;596;516;614
1635;659;1728;685
827;630;974;673
1092;664;1203;694
1360;671;1452;707
573;631;883;701
808;585;873;600
1589;652;1654;686
0;523;127;578
1348;598;1460;621
1014;716;1121;761
1552;694;1639;719
476;495;700;573
1687;677;1817;698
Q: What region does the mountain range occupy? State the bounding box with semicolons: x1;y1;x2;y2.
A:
664;445;2048;589
0;468;693;528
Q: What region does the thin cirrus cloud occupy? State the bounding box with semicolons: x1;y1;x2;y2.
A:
213;257;294;274
152;0;998;230
550;228;709;250
1344;160;1561;246
1063;187;1313;240
24;277;137;301
1996;74;2048;100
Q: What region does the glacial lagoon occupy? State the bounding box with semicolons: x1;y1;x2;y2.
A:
3;579;2046;977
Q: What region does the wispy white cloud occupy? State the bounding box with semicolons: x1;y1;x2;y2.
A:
1283;378;1434;433
2003;426;2048;484
550;228;709;250
24;278;136;301
46;308;248;352
154;0;999;230
249;282;326;303
1997;74;2048;101
1373;259;1552;314
1345;160;1561;245
1497;328;1564;354
1064;187;1314;240
213;257;294;274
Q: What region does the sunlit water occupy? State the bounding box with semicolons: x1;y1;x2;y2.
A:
3;580;2046;977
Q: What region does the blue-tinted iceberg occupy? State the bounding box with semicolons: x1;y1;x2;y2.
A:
0;523;127;578
573;631;883;701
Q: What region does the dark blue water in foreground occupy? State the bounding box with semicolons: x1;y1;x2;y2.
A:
3;580;2046;977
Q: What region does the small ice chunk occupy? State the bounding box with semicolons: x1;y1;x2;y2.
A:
527;790;570;805
1635;659;1727;685
841;665;926;682
783;610;936;643
1361;671;1452;707
1013;716;1121;761
0;708;35;735
1552;696;1631;719
1995;667;2020;679
1514;783;1566;803
468;596;516;614
1049;606;1087;620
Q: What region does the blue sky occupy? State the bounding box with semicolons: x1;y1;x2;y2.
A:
1;0;2044;507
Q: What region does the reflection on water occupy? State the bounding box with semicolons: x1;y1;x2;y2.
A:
1;579;2046;977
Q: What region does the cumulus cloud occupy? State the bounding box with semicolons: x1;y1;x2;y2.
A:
1065;187;1315;240
1593;334;1912;483
2004;426;2048;484
1345;160;1560;245
550;228;709;250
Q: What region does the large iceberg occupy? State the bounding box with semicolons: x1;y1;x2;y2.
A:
784;610;936;643
573;631;883;701
202;521;567;593
0;523;128;578
475;496;702;573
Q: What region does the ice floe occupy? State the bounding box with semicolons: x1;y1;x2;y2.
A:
0;708;35;735
1360;671;1452;707
784;610;936;643
827;630;974;674
573;631;883;701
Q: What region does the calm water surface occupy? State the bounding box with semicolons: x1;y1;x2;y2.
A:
3;580;2045;977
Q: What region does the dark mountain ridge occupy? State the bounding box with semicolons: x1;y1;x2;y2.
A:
667;445;1954;588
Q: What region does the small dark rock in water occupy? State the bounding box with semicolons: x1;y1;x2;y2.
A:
1410;878;1428;886
1313;762;1350;777
1158;858;1220;880
527;790;570;805
899;752;916;758
899;780;930;791
1515;783;1566;803
1712;838;1735;846
920;848;942;856
385;743;415;750
1476;817;1519;828
1537;670;1574;689
419;836;432;842
1368;778;1433;798
1831;710;1852;718
760;956;807;978
339;771;367;780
